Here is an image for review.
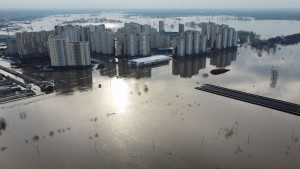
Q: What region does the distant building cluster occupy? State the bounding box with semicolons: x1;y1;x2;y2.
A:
6;20;238;67
115;22;170;57
49;24;114;67
172;23;238;57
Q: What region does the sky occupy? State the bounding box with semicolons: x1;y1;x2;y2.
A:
1;0;300;9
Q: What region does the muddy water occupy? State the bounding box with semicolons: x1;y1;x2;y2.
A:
1;42;300;169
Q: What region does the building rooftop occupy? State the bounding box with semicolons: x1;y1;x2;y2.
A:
129;55;171;64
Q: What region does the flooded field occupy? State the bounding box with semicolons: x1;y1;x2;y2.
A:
2;12;300;39
1;13;300;169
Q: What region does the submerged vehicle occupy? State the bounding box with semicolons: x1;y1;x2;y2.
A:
40;81;55;91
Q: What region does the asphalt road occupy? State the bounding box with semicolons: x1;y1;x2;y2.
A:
196;84;300;116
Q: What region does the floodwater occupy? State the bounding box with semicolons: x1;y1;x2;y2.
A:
1;14;300;169
1;44;300;169
2;12;300;39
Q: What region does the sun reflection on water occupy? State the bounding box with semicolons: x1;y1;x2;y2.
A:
110;78;129;113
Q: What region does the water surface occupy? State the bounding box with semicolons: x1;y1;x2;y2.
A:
1;42;300;169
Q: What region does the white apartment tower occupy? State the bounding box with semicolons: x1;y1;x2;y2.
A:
179;24;185;36
222;26;229;49
200;35;207;52
6;38;18;56
126;33;138;57
227;28;234;47
48;35;91;67
124;22;142;34
233;31;238;47
48;35;68;66
141;24;151;33
185;31;194;55
177;37;186;57
216;33;222;50
138;33;150;56
90;31;115;55
16;30;54;59
193;31;201;54
159;20;165;34
67;42;91;66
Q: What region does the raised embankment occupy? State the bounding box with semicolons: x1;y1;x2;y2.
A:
195;84;300;116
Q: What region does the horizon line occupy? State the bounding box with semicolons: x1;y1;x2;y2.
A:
1;7;300;11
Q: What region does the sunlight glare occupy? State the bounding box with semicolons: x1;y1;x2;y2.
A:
110;78;129;113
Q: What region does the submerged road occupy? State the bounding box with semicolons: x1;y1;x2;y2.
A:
0;65;40;85
196;84;300;116
0;65;54;91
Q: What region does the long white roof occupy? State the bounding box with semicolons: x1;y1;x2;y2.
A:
129;55;171;63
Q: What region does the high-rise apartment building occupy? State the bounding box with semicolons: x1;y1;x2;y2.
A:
141;24;151;33
48;35;68;66
115;33;126;57
227;28;234;47
201;23;212;41
48;36;91;67
179;24;185;36
233;31;238;47
67;42;91;66
172;37;186;57
90;31;115;55
16;30;54;59
138;33;150;56
216;33;222;50
124;22;142;34
193;31;201;54
200;34;207;52
55;25;82;42
126;33;138;57
151;32;170;49
6;38;18;56
159;20;165;34
185;31;194;55
222;26;229;49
